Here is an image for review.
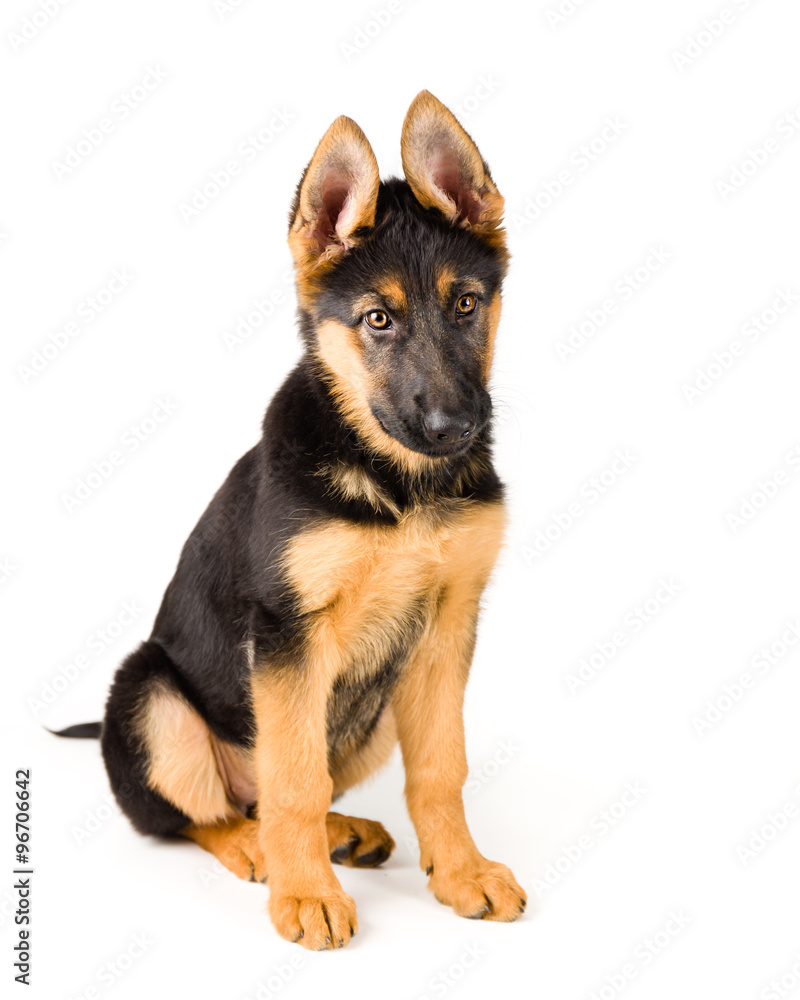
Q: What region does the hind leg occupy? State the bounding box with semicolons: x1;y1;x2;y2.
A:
184;811;393;883
102;641;240;837
183;816;267;882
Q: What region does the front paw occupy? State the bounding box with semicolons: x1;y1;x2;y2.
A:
428;860;527;922
268;884;358;950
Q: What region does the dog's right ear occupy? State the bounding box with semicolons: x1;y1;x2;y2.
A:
288;116;380;285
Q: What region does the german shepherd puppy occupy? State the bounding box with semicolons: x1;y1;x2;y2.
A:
55;90;526;949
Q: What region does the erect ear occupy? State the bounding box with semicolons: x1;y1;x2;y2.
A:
288;116;380;276
400;90;505;251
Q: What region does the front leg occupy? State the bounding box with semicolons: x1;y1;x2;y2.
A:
251;666;357;950
392;593;527;922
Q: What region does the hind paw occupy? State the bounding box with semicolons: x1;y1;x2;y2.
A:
326;812;395;868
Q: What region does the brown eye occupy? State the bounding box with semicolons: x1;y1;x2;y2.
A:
365;310;390;330
456;294;477;316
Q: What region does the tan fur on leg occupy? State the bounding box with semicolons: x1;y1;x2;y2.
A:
251;668;357;950
391;503;527;921
182;816;266;882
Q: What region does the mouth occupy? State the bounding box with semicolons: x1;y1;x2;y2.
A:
417;437;474;458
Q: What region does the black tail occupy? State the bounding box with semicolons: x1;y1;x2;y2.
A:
47;722;102;739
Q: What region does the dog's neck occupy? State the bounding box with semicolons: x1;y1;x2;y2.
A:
263;357;503;520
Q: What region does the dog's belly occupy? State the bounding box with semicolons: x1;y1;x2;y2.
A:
324;630;417;771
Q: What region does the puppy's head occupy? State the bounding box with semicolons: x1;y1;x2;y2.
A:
289;91;508;469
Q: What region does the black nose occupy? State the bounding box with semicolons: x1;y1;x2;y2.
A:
422;409;475;445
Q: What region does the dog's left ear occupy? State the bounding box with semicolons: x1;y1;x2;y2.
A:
401;90;505;250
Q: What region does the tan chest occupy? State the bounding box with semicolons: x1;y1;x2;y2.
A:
280;499;506;678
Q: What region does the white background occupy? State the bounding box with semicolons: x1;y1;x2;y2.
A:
2;0;800;997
